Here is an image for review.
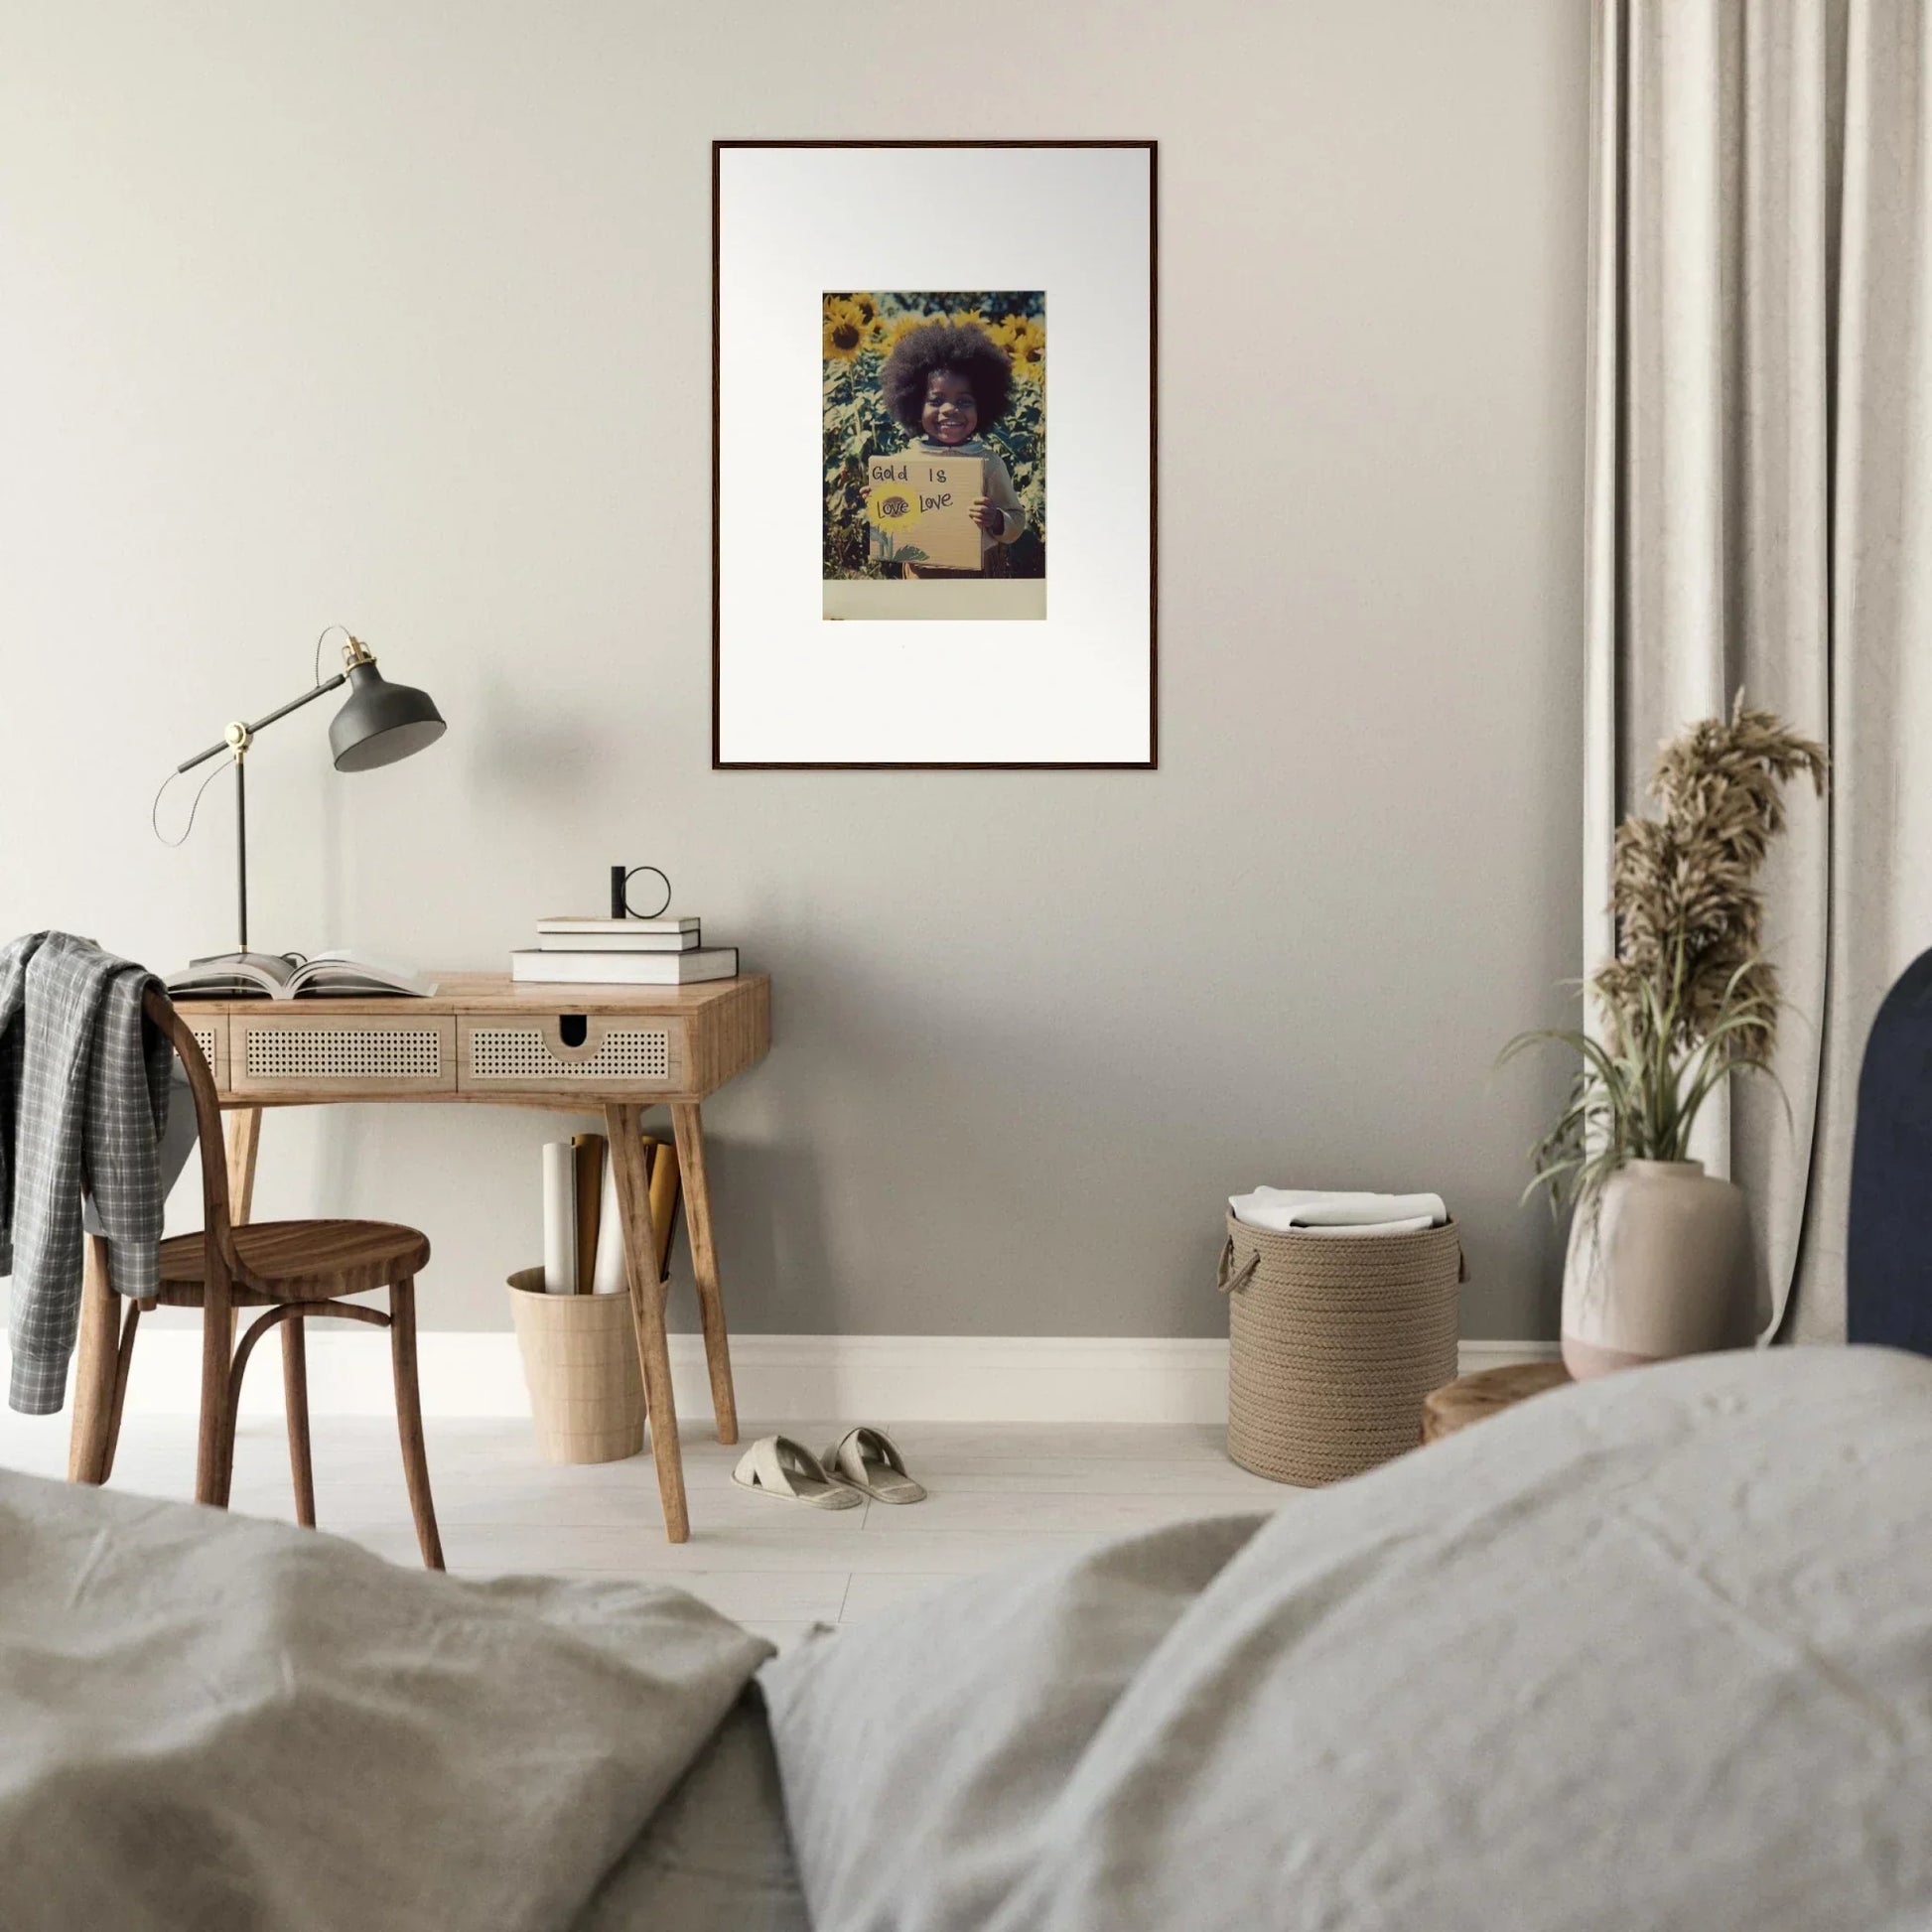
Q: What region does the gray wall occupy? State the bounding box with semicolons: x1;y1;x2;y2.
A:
0;0;1588;1338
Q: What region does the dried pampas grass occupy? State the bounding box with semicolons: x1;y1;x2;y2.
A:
1503;696;1827;1209
1595;697;1827;1063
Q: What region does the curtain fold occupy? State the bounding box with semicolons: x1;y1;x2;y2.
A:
1585;0;1932;1342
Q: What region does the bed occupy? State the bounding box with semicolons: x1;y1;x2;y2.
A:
4;1345;1930;1930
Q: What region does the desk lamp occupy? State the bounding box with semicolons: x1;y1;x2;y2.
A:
157;627;447;970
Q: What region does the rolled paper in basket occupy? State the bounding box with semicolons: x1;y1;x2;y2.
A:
541;1142;577;1295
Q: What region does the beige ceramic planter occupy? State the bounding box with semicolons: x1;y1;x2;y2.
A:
1561;1160;1753;1379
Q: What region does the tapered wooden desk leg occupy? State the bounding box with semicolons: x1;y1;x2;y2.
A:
222;1107;261;1351
67;1234;118;1483
224;1107;261;1222
101;1300;141;1483
608;1103;689;1542
670;1102;738;1448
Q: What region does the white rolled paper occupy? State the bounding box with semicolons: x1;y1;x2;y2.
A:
541;1141;578;1294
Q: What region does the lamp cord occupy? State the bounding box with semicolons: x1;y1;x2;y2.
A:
149;759;231;848
152;624;352;849
313;621;350;688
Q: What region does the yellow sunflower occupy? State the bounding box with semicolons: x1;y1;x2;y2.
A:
879;312;930;354
1003;315;1045;381
844;291;881;328
948;307;986;333
822;300;871;362
865;482;923;528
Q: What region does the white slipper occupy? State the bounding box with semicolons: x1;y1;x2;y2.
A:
822;1426;926;1504
732;1436;862;1509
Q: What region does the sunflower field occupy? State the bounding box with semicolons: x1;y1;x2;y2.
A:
822;290;1045;580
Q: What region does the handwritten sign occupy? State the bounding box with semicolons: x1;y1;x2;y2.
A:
865;455;985;572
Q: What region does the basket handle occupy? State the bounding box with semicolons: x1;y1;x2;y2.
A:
1216;1237;1260;1297
1218;1232;1465;1291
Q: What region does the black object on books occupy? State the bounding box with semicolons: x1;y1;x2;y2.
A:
511;947;738;987
611;865;673;920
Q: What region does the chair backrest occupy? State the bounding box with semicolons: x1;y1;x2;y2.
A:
141;985;242;1293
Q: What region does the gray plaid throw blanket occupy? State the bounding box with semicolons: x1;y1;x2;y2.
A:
0;934;172;1414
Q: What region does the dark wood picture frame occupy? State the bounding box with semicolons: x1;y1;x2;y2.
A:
712;138;1158;771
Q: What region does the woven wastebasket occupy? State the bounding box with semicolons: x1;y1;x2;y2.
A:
507;1269;645;1464
1218;1215;1463;1485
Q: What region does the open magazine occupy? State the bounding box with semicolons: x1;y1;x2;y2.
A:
165;950;437;1001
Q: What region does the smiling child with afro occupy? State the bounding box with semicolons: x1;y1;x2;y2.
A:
881;321;1015;433
876;319;1026;574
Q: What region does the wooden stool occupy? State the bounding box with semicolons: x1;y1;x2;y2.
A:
1421;1361;1572;1444
68;988;444;1569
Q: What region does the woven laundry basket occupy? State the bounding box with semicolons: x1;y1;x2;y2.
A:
1218;1214;1463;1485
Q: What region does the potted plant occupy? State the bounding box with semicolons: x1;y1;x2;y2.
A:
1505;699;1827;1377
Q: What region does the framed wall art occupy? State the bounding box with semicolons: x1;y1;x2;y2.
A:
713;139;1157;768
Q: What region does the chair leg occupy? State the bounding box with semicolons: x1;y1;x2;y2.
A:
387;1277;444;1571
282;1317;316;1528
196;1287;235;1508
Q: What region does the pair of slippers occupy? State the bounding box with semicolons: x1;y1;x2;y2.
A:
732;1426;925;1509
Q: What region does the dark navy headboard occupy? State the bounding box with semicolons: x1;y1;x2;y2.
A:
1848;948;1932;1354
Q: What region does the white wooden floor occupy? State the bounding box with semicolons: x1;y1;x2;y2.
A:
0;1410;1296;1648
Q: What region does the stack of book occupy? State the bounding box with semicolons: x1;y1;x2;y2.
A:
511;915;740;986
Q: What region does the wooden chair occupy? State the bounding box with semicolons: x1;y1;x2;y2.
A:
69;987;443;1569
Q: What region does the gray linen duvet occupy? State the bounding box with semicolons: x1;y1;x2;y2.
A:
5;1346;1931;1930
0;1471;805;1932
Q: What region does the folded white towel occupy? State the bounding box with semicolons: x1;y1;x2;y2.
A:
1228;1188;1448;1237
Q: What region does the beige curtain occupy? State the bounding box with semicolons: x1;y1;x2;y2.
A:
1585;0;1932;1342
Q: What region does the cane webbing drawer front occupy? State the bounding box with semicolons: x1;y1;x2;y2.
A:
459;1016;686;1092
184;1018;228;1089
231;1015;457;1093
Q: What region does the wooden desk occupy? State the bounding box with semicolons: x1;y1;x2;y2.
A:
70;972;770;1543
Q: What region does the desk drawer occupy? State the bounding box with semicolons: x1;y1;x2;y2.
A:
181;1016;229;1090
231;1014;457;1094
459;1015;686;1092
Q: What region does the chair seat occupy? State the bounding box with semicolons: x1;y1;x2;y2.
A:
156;1219;431;1303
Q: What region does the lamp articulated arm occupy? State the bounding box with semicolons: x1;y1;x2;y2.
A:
174;637;374;775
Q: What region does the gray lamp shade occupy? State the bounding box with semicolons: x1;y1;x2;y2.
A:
329;661;447;771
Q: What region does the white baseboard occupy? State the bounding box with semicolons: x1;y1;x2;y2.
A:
25;1331;1561;1427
